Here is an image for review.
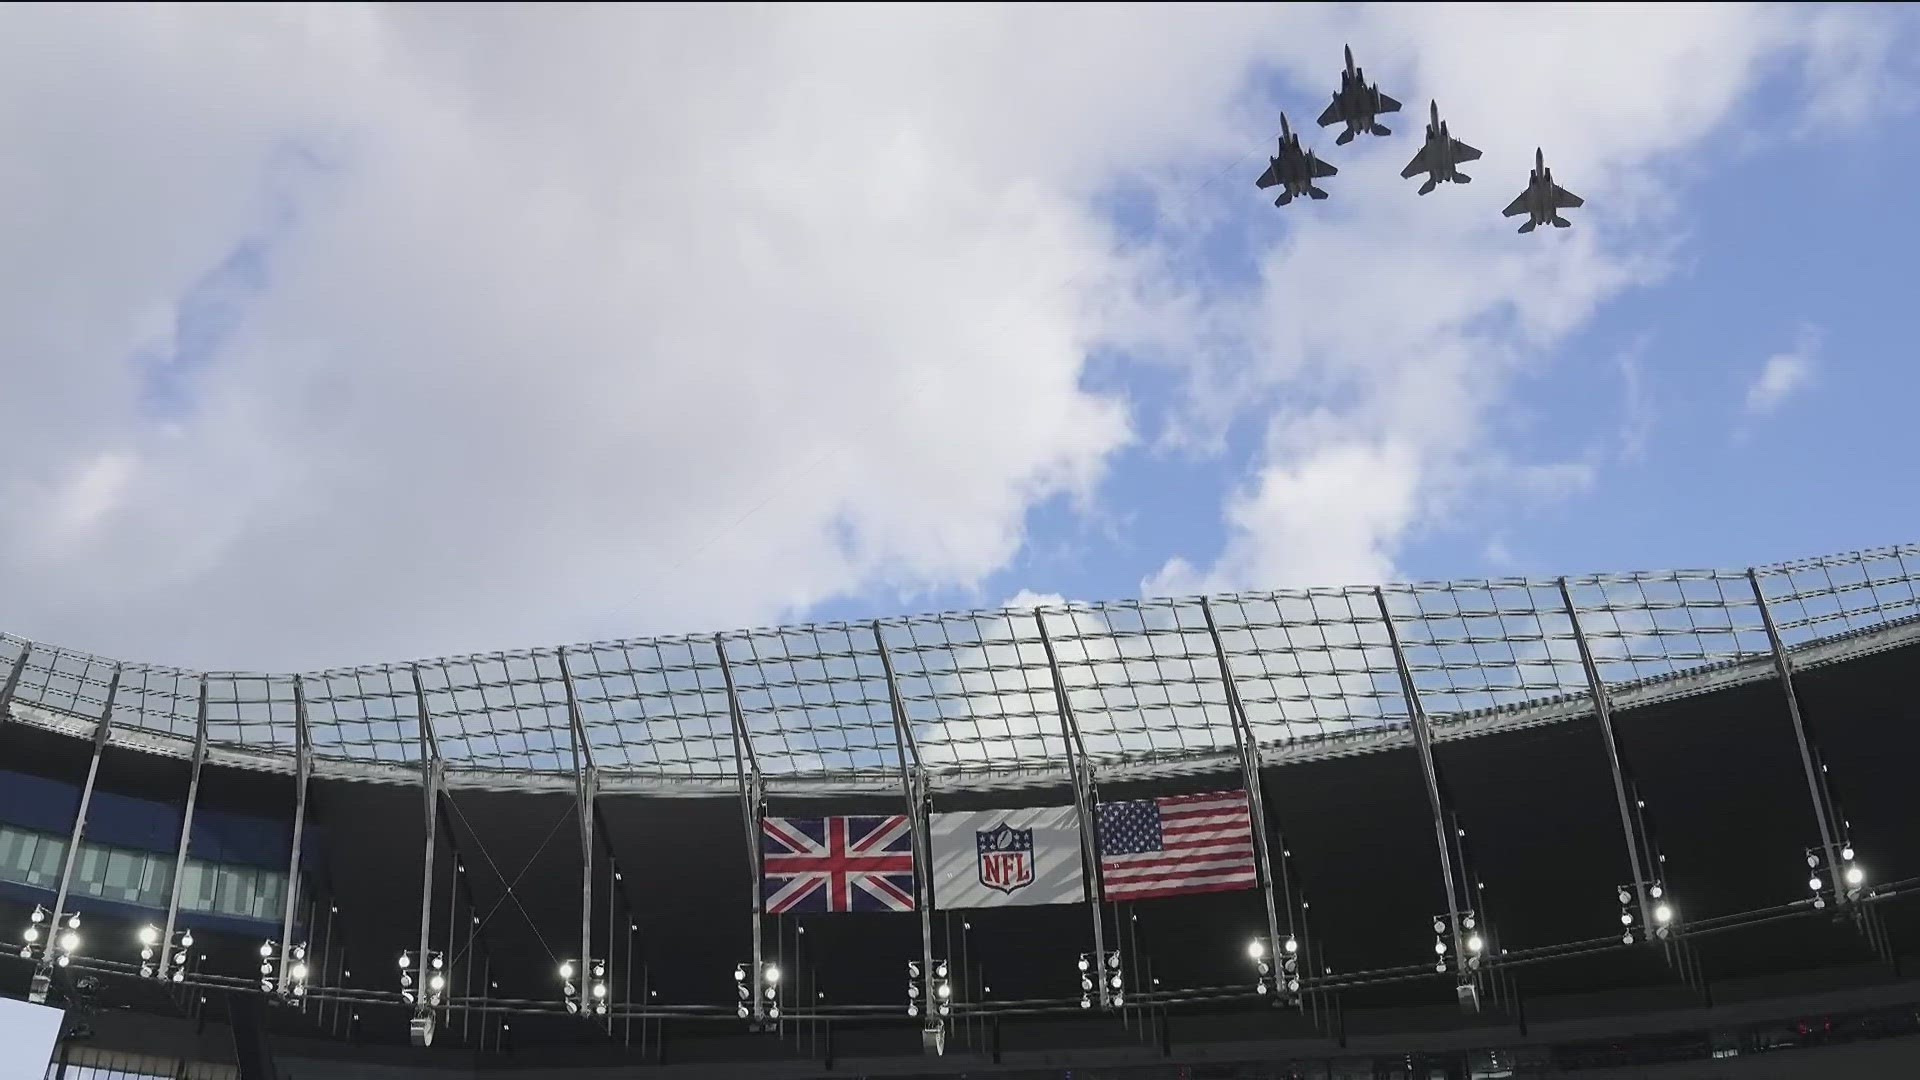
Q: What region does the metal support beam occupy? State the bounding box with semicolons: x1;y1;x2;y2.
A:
0;642;28;721
156;676;208;982
1559;578;1656;931
874;622;938;1034
559;647;598;1000
1747;569;1847;904
45;667;122;969
1033;610;1110;1010
412;664;443;1024
716;634;767;1020
1373;589;1469;977
277;676;314;990
1201;600;1289;974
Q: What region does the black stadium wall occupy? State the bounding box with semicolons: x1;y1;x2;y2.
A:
3;550;1920;1078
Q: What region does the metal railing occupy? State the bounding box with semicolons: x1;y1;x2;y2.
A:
2;543;1915;794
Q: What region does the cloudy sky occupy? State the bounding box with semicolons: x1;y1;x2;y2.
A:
1;3;1915;671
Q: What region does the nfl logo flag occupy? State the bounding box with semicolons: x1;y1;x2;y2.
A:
930;805;1085;909
761;815;916;913
1096;789;1257;902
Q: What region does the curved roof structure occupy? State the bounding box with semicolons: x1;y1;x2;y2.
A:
2;543;1916;794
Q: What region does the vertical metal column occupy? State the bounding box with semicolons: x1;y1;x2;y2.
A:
558;647;598;995
1033;610;1110;1009
411;664;443;1021
874;622;937;1030
156;676;208;982
1373;588;1467;969
0;643;28;720
46;667;122;966
1559;578;1655;929
277;676;313;989
1200;600;1288;967
1747;569;1847;903
716;634;767;1020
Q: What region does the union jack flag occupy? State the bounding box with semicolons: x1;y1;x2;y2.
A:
761;815;917;913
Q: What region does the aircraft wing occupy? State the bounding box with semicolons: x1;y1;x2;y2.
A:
1501;191;1529;217
1451;139;1482;163
1316;98;1341;128
1551;184;1584;209
1312;156;1338;178
1400;144;1433;179
1377;93;1402;114
1255;161;1282;189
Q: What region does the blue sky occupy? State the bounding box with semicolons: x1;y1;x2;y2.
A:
0;5;1914;669
817;24;1920;623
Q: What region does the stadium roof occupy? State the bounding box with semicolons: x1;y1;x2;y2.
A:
2;543;1914;795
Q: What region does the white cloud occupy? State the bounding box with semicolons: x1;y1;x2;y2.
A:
1145;4;1897;596
1745;328;1820;415
1001;590;1068;612
0;5;1903;673
0;5;1303;669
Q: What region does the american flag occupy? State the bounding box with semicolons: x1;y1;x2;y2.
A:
1096;790;1256;901
761;815;917;913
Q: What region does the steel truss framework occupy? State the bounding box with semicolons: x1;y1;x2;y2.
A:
2;543;1919;1032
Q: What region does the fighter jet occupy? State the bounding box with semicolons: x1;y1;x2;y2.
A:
1316;45;1401;145
1502;148;1584;233
1255;113;1338;207
1400;100;1481;195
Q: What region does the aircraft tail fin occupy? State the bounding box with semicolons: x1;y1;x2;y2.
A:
1454;172;1472;184
1371;123;1390;137
1275;191;1294;207
1417;176;1437;196
1307;185;1329;200
1518;220;1537;234
1335;127;1356;146
1551;215;1571;228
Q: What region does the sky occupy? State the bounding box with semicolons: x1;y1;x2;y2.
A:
0;3;1916;672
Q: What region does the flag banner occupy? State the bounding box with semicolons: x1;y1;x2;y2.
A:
1096;789;1257;902
930;805;1086;909
762;815;916;913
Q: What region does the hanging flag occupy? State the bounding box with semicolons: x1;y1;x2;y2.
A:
761;815;916;914
1096;789;1257;901
929;805;1085;908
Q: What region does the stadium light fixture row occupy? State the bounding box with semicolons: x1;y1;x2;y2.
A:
1433;912;1486;975
1808;844;1867;909
1248;935;1301;1001
561;958;609;1017
734;961;781;1025
1619;883;1676;943
136;925;193;984
906;959;951;1019
1077;951;1123;1010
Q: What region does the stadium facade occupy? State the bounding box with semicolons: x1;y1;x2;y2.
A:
3;543;1920;1079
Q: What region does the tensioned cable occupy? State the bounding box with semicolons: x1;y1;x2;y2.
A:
443;794;577;968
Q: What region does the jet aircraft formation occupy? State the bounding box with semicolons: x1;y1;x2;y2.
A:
1255;46;1584;233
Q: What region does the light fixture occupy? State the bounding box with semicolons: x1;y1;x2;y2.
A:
1247;939;1265;960
559;961;575;980
763;963;781;985
259;940;275;959
1284;937;1298;955
1846;865;1864;886
1809;875;1823;892
398;952;413;970
1467;935;1484;954
1654;904;1672;925
139;926;160;947
1843;846;1855;862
